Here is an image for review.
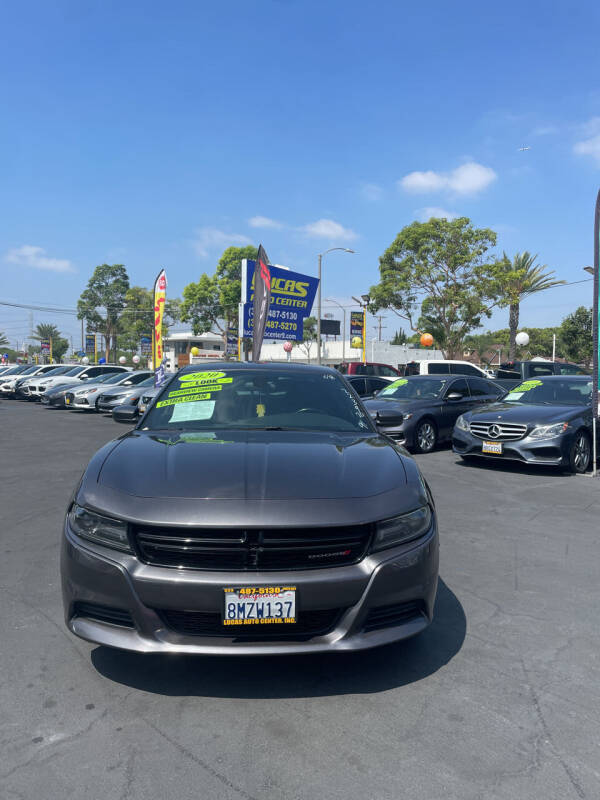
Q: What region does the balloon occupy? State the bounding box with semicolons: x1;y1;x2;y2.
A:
81;356;89;365
119;356;127;364
515;331;530;347
132;355;140;364
283;341;293;353
420;333;434;347
190;346;200;356
351;336;363;349
98;357;106;364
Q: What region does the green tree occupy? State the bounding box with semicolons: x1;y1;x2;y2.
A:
369;217;500;359
118;286;181;353
495;251;565;360
294;317;318;362
559;307;593;367
390;328;408;345
77;264;130;361
181;246;257;348
32;322;69;362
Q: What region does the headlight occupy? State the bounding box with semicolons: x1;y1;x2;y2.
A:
68;505;132;552
372;505;432;552
529;421;568;440
455;415;470;432
76;388;96;397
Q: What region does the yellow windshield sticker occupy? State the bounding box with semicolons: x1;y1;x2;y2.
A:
167;384;224;398
156;393;214;408
178;372;232;386
512;380;542;393
383;378;408;390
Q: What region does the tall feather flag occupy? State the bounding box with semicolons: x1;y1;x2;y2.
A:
252;245;272;361
153;268;167;387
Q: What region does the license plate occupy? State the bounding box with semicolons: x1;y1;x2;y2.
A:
482;440;503;454
65;397;70;404
223;586;296;627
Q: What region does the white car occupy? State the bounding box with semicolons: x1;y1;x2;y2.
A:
404;359;490;378
2;364;59;397
65;371;153;411
17;365;79;399
32;364;130;397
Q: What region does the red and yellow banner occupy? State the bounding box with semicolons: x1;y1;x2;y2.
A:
153;269;167;371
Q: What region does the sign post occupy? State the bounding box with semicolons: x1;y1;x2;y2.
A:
592;190;599;476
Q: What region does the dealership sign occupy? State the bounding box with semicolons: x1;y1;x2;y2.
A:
240;259;319;342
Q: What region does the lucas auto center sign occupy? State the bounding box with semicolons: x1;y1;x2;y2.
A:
240;259;319;342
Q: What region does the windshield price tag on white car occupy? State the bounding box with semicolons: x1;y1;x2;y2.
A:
223;586;296;626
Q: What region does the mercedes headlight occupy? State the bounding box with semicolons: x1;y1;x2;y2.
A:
455;415;470;432
529;422;568;440
372;505;432;552
68;505;131;552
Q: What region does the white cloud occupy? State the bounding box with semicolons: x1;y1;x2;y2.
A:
574;117;600;165
417;207;459;221
192;227;252;258
399;161;497;196
300;218;358;241
5;245;75;273
248;216;284;229
360;183;384;202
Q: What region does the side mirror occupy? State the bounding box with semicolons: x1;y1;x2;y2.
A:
446;392;463;401
113;405;138;424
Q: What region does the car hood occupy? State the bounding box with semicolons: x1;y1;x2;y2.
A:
466;402;587;424
364;397;439;417
40;376;82;388
100;386;143;398
77;430;429;527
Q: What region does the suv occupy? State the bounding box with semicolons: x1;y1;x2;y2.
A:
403;360;490;378
335;362;401;377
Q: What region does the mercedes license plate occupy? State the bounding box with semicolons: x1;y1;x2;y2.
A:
482;440;503;454
223;586;296;627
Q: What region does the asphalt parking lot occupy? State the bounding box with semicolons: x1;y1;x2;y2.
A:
2;401;600;800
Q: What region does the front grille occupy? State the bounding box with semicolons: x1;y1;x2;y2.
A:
363;600;426;632
73;602;134;628
38;386;45;392
158;607;343;639
133;524;372;571
469;421;528;441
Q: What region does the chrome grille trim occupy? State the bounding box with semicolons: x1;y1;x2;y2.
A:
469;421;528;441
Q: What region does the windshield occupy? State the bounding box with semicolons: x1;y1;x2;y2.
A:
1;366;27;376
504;379;592;406
42;366;72;377
20;365;40;376
101;372;133;385
142;369;373;432
377;377;447;400
138;376;156;387
63;367;85;377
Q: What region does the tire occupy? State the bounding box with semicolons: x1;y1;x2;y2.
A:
568;430;591;474
414;419;438;454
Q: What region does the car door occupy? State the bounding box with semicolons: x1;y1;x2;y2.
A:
440;378;471;440
366;377;390;398
467;377;503;407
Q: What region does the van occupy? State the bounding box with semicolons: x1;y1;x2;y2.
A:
334;361;402;377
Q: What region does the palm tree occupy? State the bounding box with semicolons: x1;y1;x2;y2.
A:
32;322;61;342
498;252;565;359
0;331;8;348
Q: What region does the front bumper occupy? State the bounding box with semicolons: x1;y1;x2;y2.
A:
61;520;439;655
97;397;131;412
452;428;572;466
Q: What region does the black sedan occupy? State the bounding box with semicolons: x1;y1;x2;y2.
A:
452;375;597;473
60;363;439;655
364;375;504;453
40;383;76;408
344;375;396;399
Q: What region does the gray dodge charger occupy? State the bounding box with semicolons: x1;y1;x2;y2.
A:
61;362;439;655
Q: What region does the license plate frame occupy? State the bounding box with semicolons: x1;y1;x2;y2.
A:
223;586;297;628
482;440;503;454
65;397;71;404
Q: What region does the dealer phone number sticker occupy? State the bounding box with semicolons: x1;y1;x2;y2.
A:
223;586;296;626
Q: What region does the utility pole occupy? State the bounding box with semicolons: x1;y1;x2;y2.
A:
376;315;387;341
81;318;84;353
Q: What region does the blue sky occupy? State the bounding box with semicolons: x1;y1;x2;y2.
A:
1;0;599;348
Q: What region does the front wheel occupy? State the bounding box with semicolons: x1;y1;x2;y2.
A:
414;420;438;454
568;430;591;474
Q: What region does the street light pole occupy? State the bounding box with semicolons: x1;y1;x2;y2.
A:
317;248;355;364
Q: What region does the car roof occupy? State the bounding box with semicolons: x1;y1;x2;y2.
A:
516;374;590;381
178;362;337;376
